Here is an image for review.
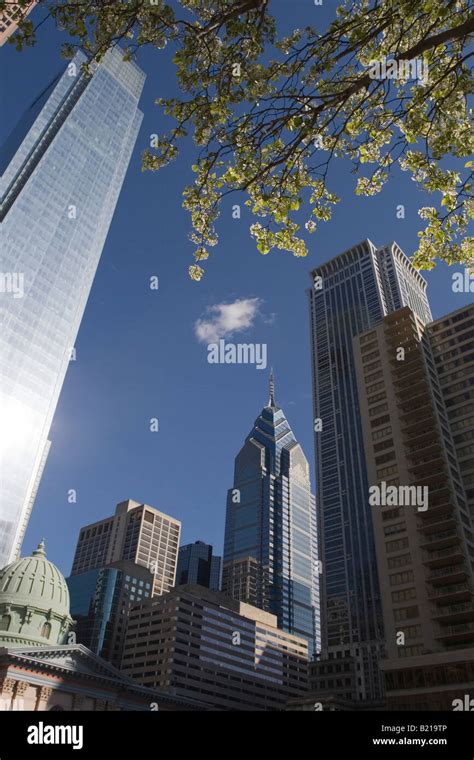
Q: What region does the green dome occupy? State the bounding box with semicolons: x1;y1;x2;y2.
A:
0;540;73;647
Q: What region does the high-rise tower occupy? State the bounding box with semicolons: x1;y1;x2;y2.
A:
70;500;181;598
0;48;145;565
354;305;474;709
308;239;432;699
428;303;474;525
223;373;320;654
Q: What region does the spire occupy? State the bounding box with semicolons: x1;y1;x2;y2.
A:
268;368;275;407
33;539;46;558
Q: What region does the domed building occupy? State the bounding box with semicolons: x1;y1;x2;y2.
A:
0;541;205;711
0;540;73;647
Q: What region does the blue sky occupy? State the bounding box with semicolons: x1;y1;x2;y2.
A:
1;1;472;576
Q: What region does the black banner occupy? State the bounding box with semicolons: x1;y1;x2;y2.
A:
0;711;472;757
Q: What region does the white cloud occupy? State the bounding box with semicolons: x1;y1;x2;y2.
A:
194;298;261;344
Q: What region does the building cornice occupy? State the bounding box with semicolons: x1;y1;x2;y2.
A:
0;645;207;709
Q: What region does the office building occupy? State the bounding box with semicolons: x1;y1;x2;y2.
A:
222;373;320;655
380;649;474;710
122;584;309;711
223;556;260;602
287;654;386;710
176;540;222;591
308;240;432;700
0;1;36;46
66;559;154;669
70;499;180;597
428;303;474;524
353;305;474;709
0;48;145;566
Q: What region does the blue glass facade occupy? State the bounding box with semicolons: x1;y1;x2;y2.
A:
223;376;320;655
67;562;152;667
67;568;119;662
0;48;145;566
308;239;432;698
176;541;222;591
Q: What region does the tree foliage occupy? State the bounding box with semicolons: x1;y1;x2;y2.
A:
4;0;474;279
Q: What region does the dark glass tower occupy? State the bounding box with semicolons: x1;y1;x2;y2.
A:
66;559;153;669
223;373;320;654
176;541;222;591
308;239;432;700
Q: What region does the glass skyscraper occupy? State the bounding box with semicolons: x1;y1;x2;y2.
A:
176;541;222;591
0;48;145;566
308;239;432;700
223;373;320;655
66;559;153;669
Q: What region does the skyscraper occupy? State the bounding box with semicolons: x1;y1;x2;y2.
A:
0;48;145;566
222;373;320;655
70;499;181;598
176;540;222;591
308;240;432;700
353;305;474;709
428;304;474;525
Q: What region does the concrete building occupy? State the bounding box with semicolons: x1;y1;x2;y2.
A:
308;650;360;704
286;650;386;711
222;556;260;603
0;1;36;46
0;541;204;711
428;304;474;526
121;584;309;711
353;305;474;709
379;648;474;711
70;499;180;597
